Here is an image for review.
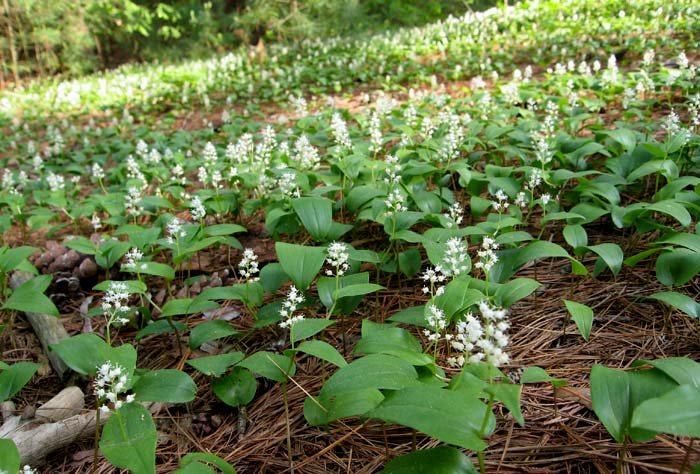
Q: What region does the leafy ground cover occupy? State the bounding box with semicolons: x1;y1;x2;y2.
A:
0;0;699;473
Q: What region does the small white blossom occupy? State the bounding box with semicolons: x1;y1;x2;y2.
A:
279;286;305;329
238;248;260;281
190;196;206;221
94;361;134;414
325;242;350;276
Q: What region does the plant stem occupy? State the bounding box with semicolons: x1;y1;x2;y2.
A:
282;381;294;473
92;406;101;473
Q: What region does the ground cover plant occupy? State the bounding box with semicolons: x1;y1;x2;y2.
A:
0;0;699;472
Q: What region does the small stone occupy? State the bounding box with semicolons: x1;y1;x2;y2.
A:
76;258;98;279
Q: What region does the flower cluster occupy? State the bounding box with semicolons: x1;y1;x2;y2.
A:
331;113;352;149
443;238;469;277
187;196;205;221
94;361;135;415
475;236;499;273
123;247;145;271
384;189;407;217
325;242;350;276
421;266;447;297
383;155;401;185
492;189;509;212
101;281;131;325
166;217;187;244
238;248;260;281
448;301;509;367
442;202;463;228
423;304;449;343
279;286;305;329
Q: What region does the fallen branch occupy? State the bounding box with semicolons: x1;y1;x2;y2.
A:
0;386;94;466
10;271;70;378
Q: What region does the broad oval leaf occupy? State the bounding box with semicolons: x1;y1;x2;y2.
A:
132;369;197;403
381;446;476;474
368;386;495;451
100;403;156;474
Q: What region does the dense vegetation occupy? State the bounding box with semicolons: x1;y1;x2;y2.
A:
0;0;699;473
0;0;477;81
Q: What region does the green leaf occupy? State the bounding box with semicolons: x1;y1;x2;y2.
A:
187;352;245;377
398;248;422;278
123;261;175;280
320;354;418;397
189;320;237;349
162;298;220;317
563;224;588;249
100;403;156;474
175;453;236;474
520;366;567;388
381;446;477;474
135;320;187;340
290;319;334;343
275;242;326;291
198;283;263;307
0;246;37;272
647;291;699;319
647;200;691;227
631;385;700;437
369;386;494;451
304;387;384;426
564;300;594;341
605;129;637;153
132;369;197;403
335;283;384;299
296;340;347;367
0;439;20;473
514;241;570;268
292;197;333;240
50;334;136;377
317;272;370;315
435;280;484;319
590;365;677;443
259;262;289;293
204;224;246;236
212;367;257;407
0;361;40;402
94;280;147;294
636;358;700;387
486;383;524;426
354;320;432;366
494;278;540;308
656;249;700;286
387;305;428;328
4;274;59;316
176;453;237;474
586;243;623;276
239;351;295;383
63;237;98;255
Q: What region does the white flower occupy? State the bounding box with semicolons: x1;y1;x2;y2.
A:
123;247;144;270
326;242;350;276
91;214;102;231
238;248;260;281
443;202;463;228
293;135;320;169
190;196;206;221
492;189;509;212
541;193;551;207
93;360;135;414
279;286;305;329
421;266;447;297
475;236;499;273
449;301;510;367
331;113;352;149
423;304;447;342
443;238;469;277
166;217;186;244
384;189;407;217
